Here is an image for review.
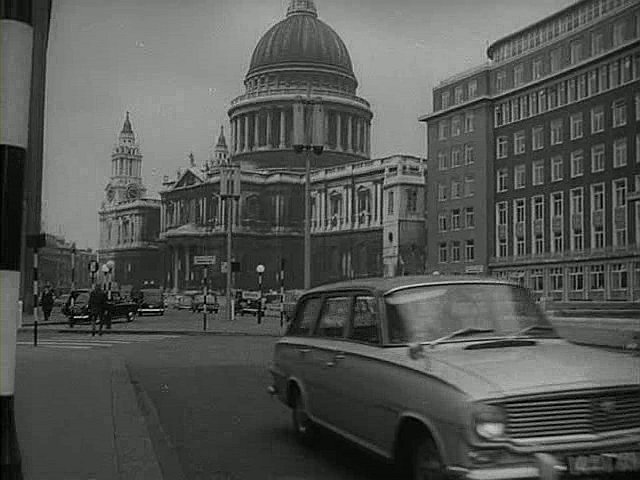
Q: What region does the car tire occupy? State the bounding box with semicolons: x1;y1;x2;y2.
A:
405;434;445;480
291;387;314;443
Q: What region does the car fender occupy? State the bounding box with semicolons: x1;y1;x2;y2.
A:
393;411;449;465
285;375;311;411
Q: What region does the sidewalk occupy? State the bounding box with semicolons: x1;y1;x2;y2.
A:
15;347;162;479
19;308;287;337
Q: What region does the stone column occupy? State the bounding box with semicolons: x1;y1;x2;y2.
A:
173;247;179;292
279;109;286;148
347;116;353;152
184;246;191;286
218;196;223;226
243;115;249;152
319;190;324;231
275;193;280;227
266;110;272;148
201;197;207;224
336;113;342;151
230;119;235;154
254;112;260;148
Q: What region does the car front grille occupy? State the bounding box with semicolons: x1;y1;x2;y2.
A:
499;388;640;439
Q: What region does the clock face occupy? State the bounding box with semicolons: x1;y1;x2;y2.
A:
126;183;139;201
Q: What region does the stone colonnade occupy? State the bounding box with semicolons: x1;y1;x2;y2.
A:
101;214;143;248
229;106;371;156
310;181;384;232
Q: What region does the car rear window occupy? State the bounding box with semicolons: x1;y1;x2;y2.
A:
316;296;351;338
288;296;322;336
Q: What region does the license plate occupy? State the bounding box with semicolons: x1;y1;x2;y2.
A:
566;451;640;476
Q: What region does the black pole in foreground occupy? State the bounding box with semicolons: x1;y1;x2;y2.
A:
1;1;33;477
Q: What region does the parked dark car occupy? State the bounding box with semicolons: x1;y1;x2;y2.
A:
64;289;138;326
136;288;165;316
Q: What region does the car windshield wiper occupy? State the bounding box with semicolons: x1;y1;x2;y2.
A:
511;325;557;337
429;328;495;347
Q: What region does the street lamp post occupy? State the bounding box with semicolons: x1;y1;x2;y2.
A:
256;264;265;324
220;162;240;322
293;88;324;289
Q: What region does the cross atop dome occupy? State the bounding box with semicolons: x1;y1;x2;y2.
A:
286;0;317;18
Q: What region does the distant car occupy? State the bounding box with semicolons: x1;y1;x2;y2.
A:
191;293;219;313
136;288;165;316
268;275;640;479
64;289;138;326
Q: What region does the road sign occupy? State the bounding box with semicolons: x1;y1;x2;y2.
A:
194;255;216;265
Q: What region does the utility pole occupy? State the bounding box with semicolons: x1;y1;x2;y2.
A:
293;85;324;289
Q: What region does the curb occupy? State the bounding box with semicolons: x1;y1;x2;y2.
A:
111;358;165;479
17;327;282;337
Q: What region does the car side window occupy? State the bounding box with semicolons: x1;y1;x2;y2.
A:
348;295;380;344
288;296;322;336
316;296;351;338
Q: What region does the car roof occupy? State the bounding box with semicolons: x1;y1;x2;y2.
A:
304;275;517;297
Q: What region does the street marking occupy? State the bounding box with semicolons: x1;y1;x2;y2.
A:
17;334;179;351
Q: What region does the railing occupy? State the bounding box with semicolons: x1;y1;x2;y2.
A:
230;87;371;108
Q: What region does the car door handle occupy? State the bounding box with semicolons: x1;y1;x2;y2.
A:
297;348;311;355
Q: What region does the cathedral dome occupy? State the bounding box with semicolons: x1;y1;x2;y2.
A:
247;0;355;80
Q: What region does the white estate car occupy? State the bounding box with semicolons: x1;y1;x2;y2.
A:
268;275;640;480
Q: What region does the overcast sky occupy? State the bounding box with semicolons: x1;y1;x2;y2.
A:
41;0;575;249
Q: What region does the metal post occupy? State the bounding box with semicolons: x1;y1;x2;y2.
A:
304;149;311;290
279;258;285;328
226;196;233;322
70;244;76;291
33;249;39;347
257;271;263;324
202;266;207;331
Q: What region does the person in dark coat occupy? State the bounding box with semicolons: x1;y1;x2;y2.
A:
88;284;107;336
40;285;55;322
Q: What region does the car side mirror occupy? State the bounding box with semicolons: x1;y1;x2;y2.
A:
408;342;425;360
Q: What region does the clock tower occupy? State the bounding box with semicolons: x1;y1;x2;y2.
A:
104;111;146;205
98;112;162;288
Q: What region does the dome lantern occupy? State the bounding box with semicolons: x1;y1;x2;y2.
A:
286;0;317;18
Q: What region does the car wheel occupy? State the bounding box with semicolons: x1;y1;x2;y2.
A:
291;387;313;443
408;435;445;480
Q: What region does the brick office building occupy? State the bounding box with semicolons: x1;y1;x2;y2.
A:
420;65;493;276
423;0;640;302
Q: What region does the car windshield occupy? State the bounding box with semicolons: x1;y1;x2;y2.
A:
385;283;556;344
74;292;90;305
142;291;162;302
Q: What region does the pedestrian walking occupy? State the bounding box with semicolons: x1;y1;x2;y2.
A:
40;284;55;322
88;284;107;336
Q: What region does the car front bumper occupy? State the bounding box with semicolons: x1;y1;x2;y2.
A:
137;307;164;315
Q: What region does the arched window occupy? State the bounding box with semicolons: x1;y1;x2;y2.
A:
245;195;260;220
357;187;371;214
330;192;342;217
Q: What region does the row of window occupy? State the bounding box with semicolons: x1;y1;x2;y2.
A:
495;262;640;294
495;177;637;257
437;207;475;233
491;0;636;62
437;144;475;170
496;135;640;192
440;80;479;110
438;239;475;263
437;177;476;201
494;54;639;128
437;112;475;139
494;9;638;90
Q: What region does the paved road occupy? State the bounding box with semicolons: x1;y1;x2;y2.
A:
123;335;392;480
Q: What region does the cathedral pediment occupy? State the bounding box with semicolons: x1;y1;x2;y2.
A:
172;168;205;189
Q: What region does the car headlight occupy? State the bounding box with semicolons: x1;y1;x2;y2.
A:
472;404;506;440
